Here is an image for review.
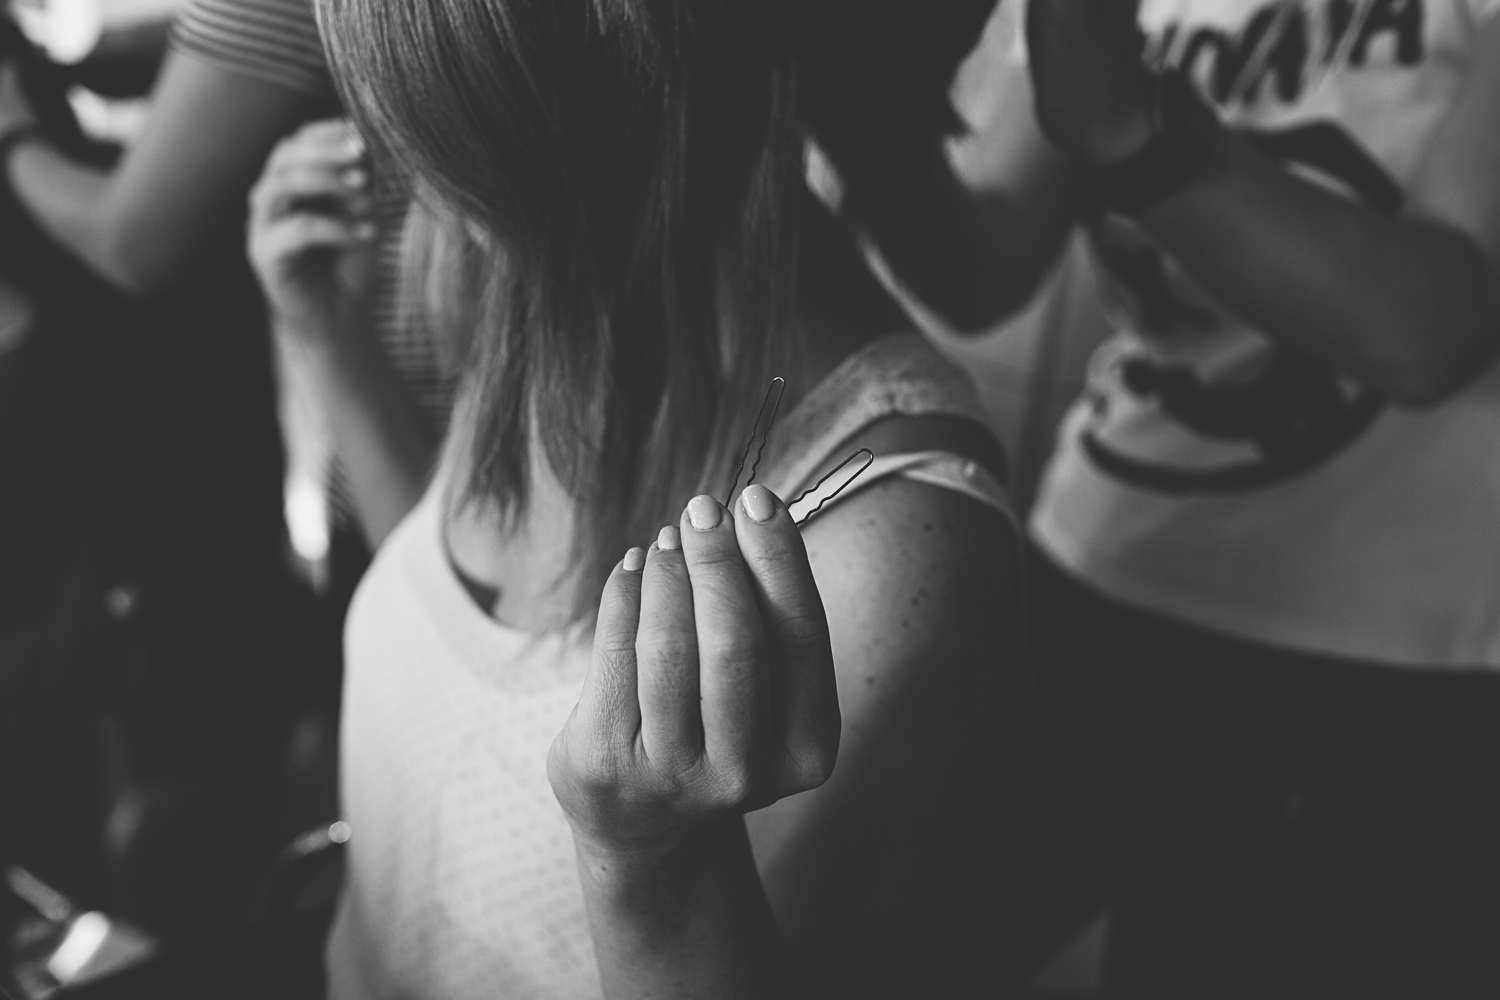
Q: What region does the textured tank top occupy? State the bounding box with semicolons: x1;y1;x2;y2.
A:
327;334;1011;1000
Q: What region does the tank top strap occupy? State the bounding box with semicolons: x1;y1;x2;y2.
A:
787;449;1015;527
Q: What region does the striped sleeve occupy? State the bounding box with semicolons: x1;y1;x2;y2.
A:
171;0;333;100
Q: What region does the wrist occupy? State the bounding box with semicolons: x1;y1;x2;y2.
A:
572;818;741;905
271;299;364;354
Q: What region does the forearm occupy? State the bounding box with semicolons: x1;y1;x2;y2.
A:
6;53;327;296
284;316;436;548
1139;133;1498;406
5;141;135;288
576;820;803;1000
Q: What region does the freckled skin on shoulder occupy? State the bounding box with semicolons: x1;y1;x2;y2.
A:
746;454;1026;996
806;475;1017;695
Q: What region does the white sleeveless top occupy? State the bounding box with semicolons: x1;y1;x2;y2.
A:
327;334;1012;1000
1028;0;1500;668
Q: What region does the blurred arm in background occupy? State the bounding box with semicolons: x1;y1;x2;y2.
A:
0;0;439;549
1036;5;1500;407
0;41;330;296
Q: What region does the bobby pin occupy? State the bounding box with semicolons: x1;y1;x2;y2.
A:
791;448;875;528
722;376;787;506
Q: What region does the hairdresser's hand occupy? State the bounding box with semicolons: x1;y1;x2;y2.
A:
549;485;840;864
0;62;36;138
1026;0;1154;166
248;118;376;343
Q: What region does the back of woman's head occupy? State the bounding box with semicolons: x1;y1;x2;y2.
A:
319;0;801;613
318;0;996;617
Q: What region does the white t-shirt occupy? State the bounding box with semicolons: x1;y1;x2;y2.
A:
1029;0;1500;668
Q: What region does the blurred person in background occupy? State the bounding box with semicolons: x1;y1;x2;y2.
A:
0;0;439;951
244;0;1024;997
818;0;1500;995
0;5;301;943
0;0;451;554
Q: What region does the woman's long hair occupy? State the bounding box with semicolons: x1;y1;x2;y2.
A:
319;0;802;617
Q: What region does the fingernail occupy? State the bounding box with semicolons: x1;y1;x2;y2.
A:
342;168;367;188
622;547;645;572
344;134;365;157
740;484;776;523
353;222;377;240
657;525;681;551
686;495;720;531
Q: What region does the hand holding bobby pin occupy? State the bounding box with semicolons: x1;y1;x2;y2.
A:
549;483;841;859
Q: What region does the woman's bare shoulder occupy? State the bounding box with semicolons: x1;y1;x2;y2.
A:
802;471;1019;669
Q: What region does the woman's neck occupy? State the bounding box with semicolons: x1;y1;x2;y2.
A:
438;397;585;630
440;314;888;631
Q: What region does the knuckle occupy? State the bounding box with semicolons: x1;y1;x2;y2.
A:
270;166;307;191
635;625;696;668
744;539;812;590
753;535;808;575
777;738;837;794
298;118;334;140
248;179;274;213
645;546;686;576
578;746;627;791
769;608;831;658
591;639;636;687
650;748;703;787
787;757;835;793
268;136;299;168
548;734;603;795
685;543;743;573
707;764;753;807
556;728;636;792
698;626;762;675
595;631;637;665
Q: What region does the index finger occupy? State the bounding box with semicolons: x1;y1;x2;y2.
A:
732;485;838;784
679;495;769;774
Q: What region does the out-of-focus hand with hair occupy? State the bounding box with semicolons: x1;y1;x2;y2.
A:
548;484;839;999
248;116;436;550
247;117;377;343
